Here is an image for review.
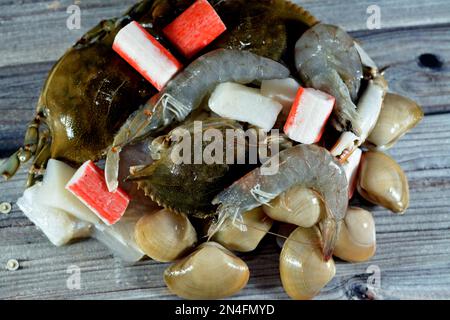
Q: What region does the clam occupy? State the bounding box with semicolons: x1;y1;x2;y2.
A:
263;186;323;227
367;93;424;150
280;226;336;300
135;208;197;262
357;151;409;213
334;207;376;262
212;207;273;252
164;242;250;300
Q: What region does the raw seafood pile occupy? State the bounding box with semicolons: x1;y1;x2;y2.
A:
1;0;423;300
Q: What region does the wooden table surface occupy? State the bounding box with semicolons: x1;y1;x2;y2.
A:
1;0;450;300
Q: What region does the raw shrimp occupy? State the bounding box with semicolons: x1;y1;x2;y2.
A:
105;49;290;191
211;144;348;261
295;24;363;134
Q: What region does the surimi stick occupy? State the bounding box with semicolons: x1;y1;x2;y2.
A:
163;0;226;58
66;161;130;225
284;87;335;144
113;21;182;91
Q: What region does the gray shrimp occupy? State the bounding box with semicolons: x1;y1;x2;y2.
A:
295;24;363;135
211;144;348;261
105;49;290;191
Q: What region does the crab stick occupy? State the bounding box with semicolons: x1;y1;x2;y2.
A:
66;161;130;226
208;82;283;132
163;0;226;58
284;87;335;144
113;21;182;91
342;148;362;199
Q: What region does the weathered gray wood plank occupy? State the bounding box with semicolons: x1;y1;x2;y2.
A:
2;0;450;68
1;113;449;300
354;24;450;115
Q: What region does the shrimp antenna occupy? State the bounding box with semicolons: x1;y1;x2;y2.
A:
379;65;390;75
204;218;322;248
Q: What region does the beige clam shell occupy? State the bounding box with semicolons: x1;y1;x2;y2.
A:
263;186;323;227
334;207;376;262
212;207;273;252
164;242;250;300
135;208;197;262
357;151;409;213
280;226;336;300
367;93;424;150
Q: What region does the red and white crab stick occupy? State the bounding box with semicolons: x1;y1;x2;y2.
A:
113;21;182;91
284;87;335;144
163;0;226;58
66;161;130;226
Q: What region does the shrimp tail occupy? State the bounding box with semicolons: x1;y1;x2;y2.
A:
319;216;341;261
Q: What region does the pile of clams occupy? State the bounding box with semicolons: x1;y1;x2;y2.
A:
1;0;423;300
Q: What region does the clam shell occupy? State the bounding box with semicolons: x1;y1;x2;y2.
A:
164;242;249;300
135;208;197;262
357;151;409;213
334;207;376;262
367;93;424;150
263;186;323;227
280;226;336;300
212;207;273;252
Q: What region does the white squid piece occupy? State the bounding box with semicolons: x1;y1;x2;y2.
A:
92;207;149;262
39;159;101;225
208;82;283;132
260;78;300;119
17;184;92;246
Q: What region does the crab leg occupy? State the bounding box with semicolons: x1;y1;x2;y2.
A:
24;117;40;154
331;74;388;161
1;115;42;181
27;129;51;187
0;151;20;180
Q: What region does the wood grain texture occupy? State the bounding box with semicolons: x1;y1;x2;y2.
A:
2;0;450;67
1;0;450;300
1;113;449;300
